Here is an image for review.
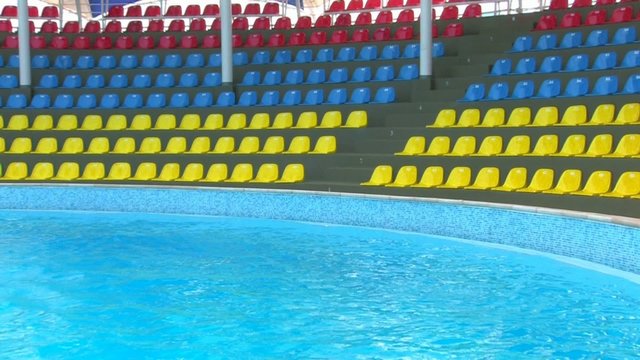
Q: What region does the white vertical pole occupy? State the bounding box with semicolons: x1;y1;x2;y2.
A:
76;0;83;28
220;0;233;84
17;0;31;87
58;0;64;28
296;0;301;18
419;0;432;77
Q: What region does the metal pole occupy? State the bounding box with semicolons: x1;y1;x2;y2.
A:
419;0;432;77
220;0;233;84
17;0;31;87
58;0;63;28
296;0;301;18
75;0;83;28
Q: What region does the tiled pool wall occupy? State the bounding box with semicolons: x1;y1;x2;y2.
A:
1;185;639;275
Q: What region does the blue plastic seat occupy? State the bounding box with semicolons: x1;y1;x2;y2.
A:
563;77;589;97
241;71;261;86
273;50;292;64
328;68;348;83
31;55;50;69
53;94;74;109
0;55;4;68
282;90;302;106
535;34;557;51
514;57;536;74
284;70;303;85
304;89;324;105
559;32;582;49
260;90;280;106
185;53;205;68
62;75;82;88
381;44;400;60
100;94;120;109
252;50;271;65
233;52;249;66
193;92;214;107
326;88;347;105
351;67;372;82
141;54;160;69
511;35;532;52
163;54;182;68
316;48;334;63
538;56;562;73
564;54;588;72
611;27;636;45
591;75;618;96
373;87;396;104
77;94;97;109
592;52;617;70
203;72;221;87
39;74;59;88
119;54;138;69
8;55;19;68
491;58;512;76
583;29;608;47
30;94;51;109
403;43;419;59
337;47;356;61
208;53;222;67
169;93;189;108
263;70;282;85
349;87;371;104
511;80;534;99
6;94;27;109
53;55;73;69
108;74;128;88
178;73;198;87
358;46;378;61
486;82;509;100
620;74;640;94
155;73;175;88
98;55;116;69
76;55;95;69
536;79;561;98
86;74;105;89
398;64;418;81
373;65;394;81
0;74;18;88
619;50;640;68
216;92;236;107
306;69;326;84
146;93;166;108
123;94;143;108
294;49;312;64
238;91;258;106
462;84;485;101
132;74;151;88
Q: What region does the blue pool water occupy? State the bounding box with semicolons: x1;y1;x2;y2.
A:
1;210;639;359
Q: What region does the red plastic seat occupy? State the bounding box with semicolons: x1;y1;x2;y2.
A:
385;0;403;7
4;35;18;48
203;34;221;48
406;0;420;6
137;35;155;49
610;6;633;23
185;4;201;16
347;0;364;10
30;35;47;49
373;27;391;41
330;30;348;44
352;28;370;42
83;20;101;33
104;20;122;33
190;18;206;31
462;4;482;18
364;0;381;8
1;5;17;17
335;14;352;26
295;16;312;28
440;6;459;20
165;5;182;16
432;24;438;38
116;35;133;49
108;5;124;17
40;20;58;33
535;15;557;30
41;6;59;18
549;0;568;9
571;0;591;8
355;12;372;25
398;9;415;23
395;26;413;40
29;21;35;32
274;17;292;29
50;35;68;49
310;31;327;45
211;18;221;30
328;0;345;12
443;22;463;37
159;35;177;49
203;4;220;15
263;2;280;14
125;5;142;17
232;4;242;15
246;33;264;47
315;15;332;28
232;17;249;30
0;20;12;33
268;33;285;47
168;19;185;32
375;10;393;24
585;10;606;25
73;36;91;49
144;5;161;17
28;6;38;17
126;21;143;32
180;35;199;48
94;36;113;49
232;34;243;47
289;32;306;46
596;0;615;5
244;3;261;14
147;19;164;32
561;12;581;28
253;17;271;30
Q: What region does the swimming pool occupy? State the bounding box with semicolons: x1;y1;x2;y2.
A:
1;210;639;358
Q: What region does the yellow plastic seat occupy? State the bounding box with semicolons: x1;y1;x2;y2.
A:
613;103;639;125
544;169;582;194
0;162;28;180
317;111;342;128
276;164;305;183
33;137;58;154
395;136;426;156
187;137;211;154
610;134;640;157
386;165;418;187
530;106;558;127
203;114;224;130
80;114;103;130
448;136;476;156
201;163;228;182
86;137;110;154
177;163;204;182
250;163;279;183
517;168;555;193
558;105;587;126
7;137;32;154
294;112;318;129
310;136;336;154
59;137;84;154
178;114;201;130
161;137;187;154
528;135;558;156
137;137;162;154
211;137;235;154
475;136;503;156
465;167;500;190
78;162;105;180
55;115;78;130
31;115;53;130
438;167;472;188
248;113;270;129
478;108;505;127
7;115;29;130
259;136;285;154
112;137;136;154
555;135;586;156
154;114;176;130
283;136;310;154
493;167;527;191
129;114;152;130
602;172;640;198
342;110;367;128
0;115;3;129
224;113;247;130
154;163;180;181
105;114;127;130
421;136;451;156
132;162;157;181
270;112;293;129
581;134;612;157
361;165;392;186
501;135;530;156
0;138;5;152
225;163;253;183
52;162;80;181
503;107;531;127
572;171;611;196
412;166;444;188
105;162;131;180
428;109;455;128
454;109;480;127
233;137;260;154
16;162;47;181
586;104;614;125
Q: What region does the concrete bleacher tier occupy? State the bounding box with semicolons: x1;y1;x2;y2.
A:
0;0;638;217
